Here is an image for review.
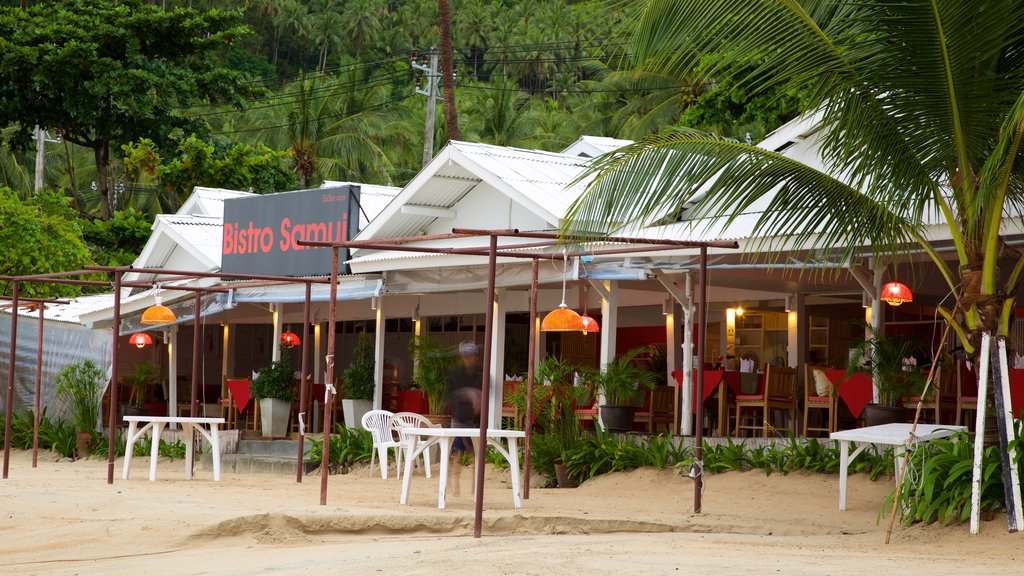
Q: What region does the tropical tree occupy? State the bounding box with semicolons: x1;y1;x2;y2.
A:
0;0;262;220
563;0;1024;522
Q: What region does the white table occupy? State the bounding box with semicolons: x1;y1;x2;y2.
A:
399;427;526;509
122;416;225;482
831;423;965;510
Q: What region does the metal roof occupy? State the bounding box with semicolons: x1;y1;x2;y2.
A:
560;135;633;158
321;180;400;228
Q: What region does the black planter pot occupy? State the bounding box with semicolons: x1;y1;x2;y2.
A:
553;461;577;488
861;403;908;427
599;405;636;432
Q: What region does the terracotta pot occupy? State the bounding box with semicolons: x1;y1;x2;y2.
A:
75;432;92;459
554;461;577;488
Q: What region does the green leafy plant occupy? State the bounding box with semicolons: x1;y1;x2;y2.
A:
846;322;926;407
409;335;457;414
125;361;159;407
341;332;375;401
250;345;296;402
307;425;373;466
54;360;105;434
590;345;660;406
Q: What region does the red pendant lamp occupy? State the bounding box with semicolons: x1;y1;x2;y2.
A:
129;332;153;348
880;282;913;306
281;331;301;348
579;285;599;335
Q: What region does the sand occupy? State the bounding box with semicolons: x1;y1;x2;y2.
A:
0;448;1020;575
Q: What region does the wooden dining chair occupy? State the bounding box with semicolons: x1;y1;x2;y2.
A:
956;360;978;428
902;365;957;424
634;385;675;434
735;364;798;437
803;365;836;437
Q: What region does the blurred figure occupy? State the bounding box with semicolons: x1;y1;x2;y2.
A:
447;341;482;494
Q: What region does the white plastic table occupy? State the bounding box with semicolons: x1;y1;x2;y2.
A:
399;427;526;509
122;416;225;481
831;423;965;510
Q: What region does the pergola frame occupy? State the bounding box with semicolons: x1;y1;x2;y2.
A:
3;267;333;485
300;228;737;537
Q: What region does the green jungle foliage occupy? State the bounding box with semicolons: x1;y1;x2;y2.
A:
0;0;797;282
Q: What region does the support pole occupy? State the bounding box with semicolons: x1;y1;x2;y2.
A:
320;247;340;505
32;305;43;467
296;282;312;483
106;271;122;484
524;259;538;499
694;247;708;513
473;233;498;538
2;281;19;479
994;338;1023;531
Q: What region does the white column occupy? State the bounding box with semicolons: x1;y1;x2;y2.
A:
598;281;618;402
681;272;694;436
313;323;322;384
373;297;386;410
870;264;883;404
489;289;507;428
166;329;178;429
271;303;282;362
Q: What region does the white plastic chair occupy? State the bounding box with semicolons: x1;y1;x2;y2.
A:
361;409;399;479
389;412;439;479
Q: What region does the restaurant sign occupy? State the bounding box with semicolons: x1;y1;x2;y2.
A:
221;185;360;276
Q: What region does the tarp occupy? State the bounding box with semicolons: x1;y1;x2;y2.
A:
0;311;112;423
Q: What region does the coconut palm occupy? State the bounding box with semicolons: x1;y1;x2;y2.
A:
563;0;1024;517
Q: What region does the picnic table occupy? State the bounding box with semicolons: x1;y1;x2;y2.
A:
122;415;225;482
830;423;965;510
398;427;525;509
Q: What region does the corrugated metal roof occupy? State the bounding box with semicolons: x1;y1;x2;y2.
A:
321;181;400;228
560;135;633;157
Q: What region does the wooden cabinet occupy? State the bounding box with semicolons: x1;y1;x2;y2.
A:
733;311;788;367
809;316;829;363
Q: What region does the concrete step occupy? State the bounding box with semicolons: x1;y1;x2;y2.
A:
236;438;307;457
203;452;315;475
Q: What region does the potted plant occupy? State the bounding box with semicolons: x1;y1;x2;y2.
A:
409;334;457;422
123;361;159;417
251;344;296;437
54;360;105;459
341;332;375;430
846;323;926;426
591;345;660;432
532;356;588;487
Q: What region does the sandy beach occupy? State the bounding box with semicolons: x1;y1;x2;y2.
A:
0;448;1020;575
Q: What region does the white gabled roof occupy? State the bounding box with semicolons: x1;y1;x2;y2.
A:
178;187;255;218
352;141;591;248
321;181;400;228
560;135;633;158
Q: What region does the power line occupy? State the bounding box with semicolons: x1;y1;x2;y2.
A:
210;92;417;136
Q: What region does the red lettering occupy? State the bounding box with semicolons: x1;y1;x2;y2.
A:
259;227;273;253
279;218;292;252
223;223;234;255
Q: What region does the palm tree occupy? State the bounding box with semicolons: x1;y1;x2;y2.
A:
564;1;1024;520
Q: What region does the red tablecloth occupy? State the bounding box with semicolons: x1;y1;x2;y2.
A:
825;370;873;419
678;370;745;412
226;378;253;414
397;390;429;413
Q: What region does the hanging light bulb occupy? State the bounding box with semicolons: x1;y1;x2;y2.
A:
129;332;153;348
541;250;584;332
141;286;176;325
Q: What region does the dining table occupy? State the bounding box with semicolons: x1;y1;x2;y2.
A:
678;370;757;437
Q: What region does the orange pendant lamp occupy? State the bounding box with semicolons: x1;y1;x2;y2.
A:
129;332;153;348
541;251;584;332
141;289;176;325
880;281;913;306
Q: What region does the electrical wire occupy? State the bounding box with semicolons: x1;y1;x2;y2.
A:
209;92;417;135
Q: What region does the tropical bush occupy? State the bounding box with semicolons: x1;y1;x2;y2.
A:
54;360;106;434
251;345;296;402
341;332;375;401
306;424;373;466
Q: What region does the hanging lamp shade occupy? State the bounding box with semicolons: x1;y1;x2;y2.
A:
880;282;913;306
129;332;153;348
541;304;584;331
281;331;301;347
140;304;176;325
579;312;600;335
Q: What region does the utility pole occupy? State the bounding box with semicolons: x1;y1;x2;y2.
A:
412;48;441;167
33;126;60;194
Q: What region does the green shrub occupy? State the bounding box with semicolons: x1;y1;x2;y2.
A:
307;425;372;466
251;345;296;401
54;360;105;434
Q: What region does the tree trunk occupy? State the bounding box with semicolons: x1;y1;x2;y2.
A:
438;0;459;140
985;337;1021;531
